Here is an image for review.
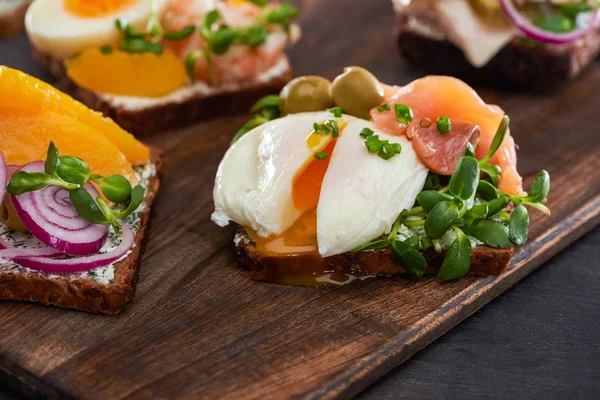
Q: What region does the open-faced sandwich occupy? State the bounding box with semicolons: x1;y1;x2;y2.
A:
211;67;551;286
0;66;160;314
25;0;299;135
0;0;30;37
394;0;600;87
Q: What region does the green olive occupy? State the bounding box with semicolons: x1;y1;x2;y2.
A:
331;66;385;119
0;196;28;232
279;76;334;115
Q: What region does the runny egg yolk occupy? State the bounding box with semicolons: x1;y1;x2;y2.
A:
253;121;349;258
64;0;138;18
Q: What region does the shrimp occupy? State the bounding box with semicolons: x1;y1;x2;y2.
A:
161;0;291;84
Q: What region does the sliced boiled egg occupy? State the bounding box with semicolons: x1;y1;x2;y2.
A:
212;111;429;258
26;0;168;59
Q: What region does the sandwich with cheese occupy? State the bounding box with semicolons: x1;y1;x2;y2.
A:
211;67;551;285
0;66;161;314
394;0;600;87
25;0;300;135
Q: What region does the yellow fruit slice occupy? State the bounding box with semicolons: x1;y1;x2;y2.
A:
0;66;149;166
0;106;136;182
65;48;188;98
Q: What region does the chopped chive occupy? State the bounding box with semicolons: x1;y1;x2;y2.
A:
329;107;343;118
419;118;432;128
313;122;331;135
360;127;374;138
164;25;196;40
100;45;113;54
378;143;396;160
328;120;340;138
391;143;402;154
314;151;328;160
394;104;414;124
365;135;385;153
436;116;451;134
377;103;391;112
185;50;202;83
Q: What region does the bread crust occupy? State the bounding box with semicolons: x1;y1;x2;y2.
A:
234;228;513;283
0;147;162;315
32;48;293;136
396;17;600;88
0;2;28;38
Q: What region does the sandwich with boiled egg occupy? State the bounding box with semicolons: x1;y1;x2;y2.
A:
212;67;551;285
25;0;299;135
394;0;600;87
0;66;161;314
0;0;30;37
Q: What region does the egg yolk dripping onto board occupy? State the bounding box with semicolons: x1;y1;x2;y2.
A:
249;120;359;286
64;0;138;18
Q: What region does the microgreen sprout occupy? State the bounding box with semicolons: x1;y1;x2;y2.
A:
7;142;145;232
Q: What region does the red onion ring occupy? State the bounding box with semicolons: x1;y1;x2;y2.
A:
500;0;599;45
12;224;135;274
10;162;108;256
0;247;63;259
0;152;6;206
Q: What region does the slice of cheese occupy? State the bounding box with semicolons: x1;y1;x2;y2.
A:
435;0;516;67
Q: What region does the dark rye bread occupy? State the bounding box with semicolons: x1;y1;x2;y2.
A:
32;47;293;136
0;2;28;38
234;228;514;283
396;17;600;88
0;147;162;315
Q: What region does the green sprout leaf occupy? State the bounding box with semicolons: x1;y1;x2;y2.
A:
416;190;454;213
480;115;509;164
69;188;110;225
391;240;427;277
509;205;529;246
232;115;269;144
45;141;60;176
524;170;550;203
480;162;501;187
422;172;441;191
425;200;459;239
404;234;420;250
92;175;133;204
56;156;90;185
7;172;52;195
113;185;145;220
351;239;390;253
449;156;480;201
185;50;202;83
438;230;472;282
119;38;163;54
251;95;280;112
477;180;499;201
486;195;510;217
469;219;512;249
463;203;488;224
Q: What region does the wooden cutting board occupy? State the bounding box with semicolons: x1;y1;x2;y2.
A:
3;1;600;399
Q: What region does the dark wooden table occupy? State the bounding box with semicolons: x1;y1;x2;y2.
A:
1;0;600;398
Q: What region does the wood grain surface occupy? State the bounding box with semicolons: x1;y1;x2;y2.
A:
2;0;600;399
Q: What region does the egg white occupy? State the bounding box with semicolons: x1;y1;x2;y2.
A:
316;119;428;257
26;0;168;59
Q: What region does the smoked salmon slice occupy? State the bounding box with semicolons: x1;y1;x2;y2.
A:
371;76;523;195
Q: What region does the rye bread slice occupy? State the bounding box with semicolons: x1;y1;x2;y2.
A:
396;17;600;88
0;147;162;315
0;2;28;38
234;228;514;283
32;47;293;136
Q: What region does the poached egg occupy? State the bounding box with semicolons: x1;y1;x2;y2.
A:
212;111;429;258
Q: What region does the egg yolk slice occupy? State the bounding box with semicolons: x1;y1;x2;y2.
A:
63;0;138;18
65;48;188;98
